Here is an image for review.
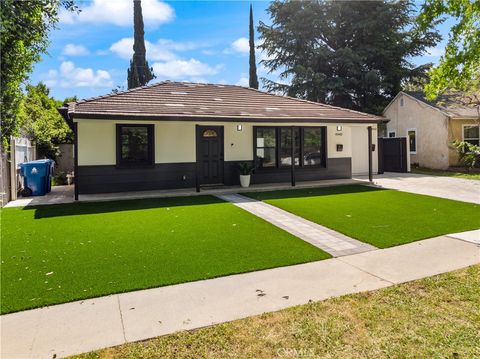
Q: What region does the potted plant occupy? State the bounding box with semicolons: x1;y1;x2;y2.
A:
238;162;253;188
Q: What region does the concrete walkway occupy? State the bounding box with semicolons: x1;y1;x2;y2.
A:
217;193;375;257
4;185;74;208
447;229;480;245
356;172;480;204
2;235;478;359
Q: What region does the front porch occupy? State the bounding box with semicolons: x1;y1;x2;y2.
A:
4;178;362;207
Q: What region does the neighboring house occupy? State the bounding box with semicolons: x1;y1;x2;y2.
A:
59;81;382;199
383;91;480;169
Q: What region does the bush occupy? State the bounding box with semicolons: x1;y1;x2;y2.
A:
451;140;480;171
52;172;67;186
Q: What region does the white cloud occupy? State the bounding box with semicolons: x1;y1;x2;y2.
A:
152;59;223;79
236;76;249;87
225;37;250;54
42;61;113;88
60;0;174;27
109;37;205;62
62;44;89;56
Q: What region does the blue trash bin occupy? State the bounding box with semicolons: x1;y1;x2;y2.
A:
20;160;54;196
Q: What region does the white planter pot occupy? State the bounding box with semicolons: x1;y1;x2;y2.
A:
239;174;251;188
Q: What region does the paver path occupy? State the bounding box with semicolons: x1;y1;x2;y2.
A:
217;193;376;257
2;235;478;359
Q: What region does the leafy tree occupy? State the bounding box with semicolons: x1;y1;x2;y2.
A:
127;0;154;89
0;0;77;148
249;4;259;89
258;0;441;114
417;0;480;100
18;83;73;160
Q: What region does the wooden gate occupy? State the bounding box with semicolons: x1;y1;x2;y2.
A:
378;138;408;173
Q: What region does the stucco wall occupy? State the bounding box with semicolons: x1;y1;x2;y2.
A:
384;93;449;169
448;119;480;166
76;119;377;173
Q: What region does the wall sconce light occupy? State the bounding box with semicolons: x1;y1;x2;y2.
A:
236;124;243;131
336;125;343;131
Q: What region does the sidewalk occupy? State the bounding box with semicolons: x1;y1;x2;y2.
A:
2;233;478;359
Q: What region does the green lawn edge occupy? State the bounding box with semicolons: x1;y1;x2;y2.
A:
244;184;480;248
1;195;330;314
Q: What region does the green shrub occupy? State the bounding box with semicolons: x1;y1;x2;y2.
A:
452;140;480;171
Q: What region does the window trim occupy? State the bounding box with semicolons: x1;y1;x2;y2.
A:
462;124;480;146
253;126;327;170
116;124;155;168
407;128;417;154
254;126;278;168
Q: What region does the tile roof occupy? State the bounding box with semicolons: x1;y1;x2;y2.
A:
404;91;479;118
61;81;382;123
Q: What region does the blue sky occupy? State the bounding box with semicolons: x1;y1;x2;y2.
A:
30;0;452;100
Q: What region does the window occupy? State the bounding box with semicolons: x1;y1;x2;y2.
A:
279;128;300;167
407;129;417;153
116;124;154;167
203;129;217;137
303;128;324;166
254;127;326;169
388;131;396;138
255;128;276;167
463;125;479;146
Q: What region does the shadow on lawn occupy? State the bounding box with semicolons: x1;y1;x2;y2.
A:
244;184;387;201
23;195;224;219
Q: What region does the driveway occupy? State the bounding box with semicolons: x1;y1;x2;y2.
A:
356;172;480;204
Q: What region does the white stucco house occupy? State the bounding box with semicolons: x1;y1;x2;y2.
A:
59;81;382;199
383;91;480;169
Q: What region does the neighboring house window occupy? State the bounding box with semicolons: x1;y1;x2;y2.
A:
400;98;404;106
407;129;417;153
254;127;326;168
116;124;154;167
388;131;396;138
463;125;480;146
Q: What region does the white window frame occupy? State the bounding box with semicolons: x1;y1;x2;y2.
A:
407;128;417;154
388;131;396;138
462;124;480;146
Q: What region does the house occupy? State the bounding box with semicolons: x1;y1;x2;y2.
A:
383;91;480;170
59;81;382;199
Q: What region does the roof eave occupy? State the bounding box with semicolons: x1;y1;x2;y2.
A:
71;112;384;124
57;107;74;130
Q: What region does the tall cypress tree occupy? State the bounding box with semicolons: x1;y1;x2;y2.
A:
249;3;259;89
127;0;154;89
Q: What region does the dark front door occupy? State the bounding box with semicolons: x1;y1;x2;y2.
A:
196;126;224;185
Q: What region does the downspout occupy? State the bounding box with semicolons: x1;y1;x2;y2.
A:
368;126;373;182
291;126;296;187
195;125;200;192
73;121;79;200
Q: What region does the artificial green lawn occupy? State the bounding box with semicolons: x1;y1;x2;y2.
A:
246;185;480;248
1;195;329;314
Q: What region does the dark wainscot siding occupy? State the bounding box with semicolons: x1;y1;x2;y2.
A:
78;158;351;194
77;163;196;194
